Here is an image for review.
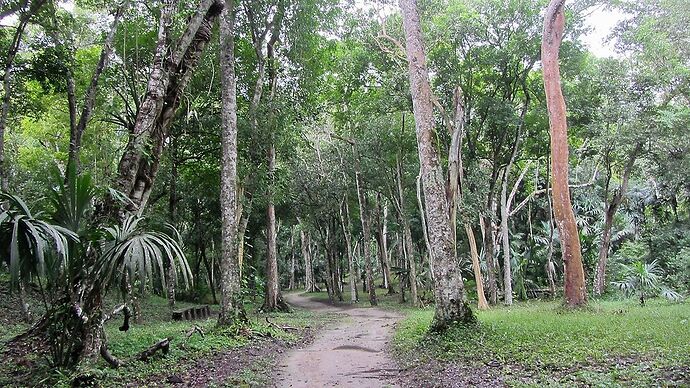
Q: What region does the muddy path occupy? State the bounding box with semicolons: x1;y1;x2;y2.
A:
274;293;402;387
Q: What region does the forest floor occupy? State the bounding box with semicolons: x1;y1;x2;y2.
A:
274;292;402;387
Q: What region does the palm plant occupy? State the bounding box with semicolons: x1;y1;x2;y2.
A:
99;215;192;294
613;260;682;305
2;167;194;367
0;192;78;312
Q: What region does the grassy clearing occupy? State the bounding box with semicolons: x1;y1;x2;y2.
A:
394;298;690;386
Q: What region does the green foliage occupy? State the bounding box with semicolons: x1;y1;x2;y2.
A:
0;192;77;289
613;260;682;303
99;215;192;293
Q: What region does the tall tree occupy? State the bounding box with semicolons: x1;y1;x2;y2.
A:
400;0;474;329
111;0;224;216
542;0;587;307
218;0;246;325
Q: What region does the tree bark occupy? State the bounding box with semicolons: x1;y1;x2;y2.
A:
465;224;489;310
396;157;419;307
500;171;514;306
301;229;314;292
218;0;246;326
111;0;223;218
542;0;587;307
400;0;473;329
481;215;499;305
593;142;641;295
340;196;358;303
263;142;289;312
289;228;296;290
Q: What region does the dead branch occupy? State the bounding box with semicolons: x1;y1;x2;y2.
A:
265;316;298;331
136;337;172;362
185;325;205;339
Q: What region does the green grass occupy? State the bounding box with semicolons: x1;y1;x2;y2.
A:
394;299;690;386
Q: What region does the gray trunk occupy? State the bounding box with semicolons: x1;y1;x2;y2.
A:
500;170;513;305
353;146;378;306
218;0;245;325
301;229;314;292
263;143;288;311
400;0;473;329
340;197;358;303
67;1;128;170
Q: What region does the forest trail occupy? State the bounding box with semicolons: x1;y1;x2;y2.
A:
274;293;402;387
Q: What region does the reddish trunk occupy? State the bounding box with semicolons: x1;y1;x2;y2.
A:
542;0;587;307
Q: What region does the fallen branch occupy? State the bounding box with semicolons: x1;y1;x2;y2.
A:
185;325;205;339
136;337;172;362
265;317;298;331
100;336;173;368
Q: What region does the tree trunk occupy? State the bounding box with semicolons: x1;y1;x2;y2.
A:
111;0;223;217
465;224;489;310
340;197;358;303
218;0;246;326
593;142;641;295
289;229;296;290
262;142;289;312
400;0;473;329
237;211;250;278
301;229;314;292
396;156;419;306
353;146;378;306
500;169;514;306
66;1;127;170
481;215;499;305
376;193;395;294
542;0;587;307
416;171;434;280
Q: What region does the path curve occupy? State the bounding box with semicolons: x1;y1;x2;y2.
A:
275;293;402;387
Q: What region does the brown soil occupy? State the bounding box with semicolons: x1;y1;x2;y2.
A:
274;293;403;387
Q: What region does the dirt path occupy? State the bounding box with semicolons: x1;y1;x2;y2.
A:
274;293;402;387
